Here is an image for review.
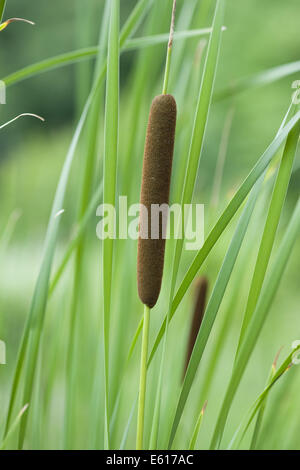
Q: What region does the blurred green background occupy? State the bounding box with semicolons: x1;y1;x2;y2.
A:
1;0;299;231
0;0;299;449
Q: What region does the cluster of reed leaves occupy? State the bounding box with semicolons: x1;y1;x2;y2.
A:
1;0;300;450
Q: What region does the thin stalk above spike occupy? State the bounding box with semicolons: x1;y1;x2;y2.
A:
162;0;176;95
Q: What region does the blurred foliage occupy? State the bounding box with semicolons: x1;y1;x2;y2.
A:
0;0;299;180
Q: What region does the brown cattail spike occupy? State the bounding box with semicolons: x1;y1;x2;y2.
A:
183;277;208;379
137;94;177;308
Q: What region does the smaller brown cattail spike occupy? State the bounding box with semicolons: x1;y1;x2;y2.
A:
137;94;177;308
183;277;208;380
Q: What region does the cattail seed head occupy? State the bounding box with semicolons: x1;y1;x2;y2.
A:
137;94;177;308
183;277;208;379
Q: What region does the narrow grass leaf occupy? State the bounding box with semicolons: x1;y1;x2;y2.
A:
249;362;276;450
120;400;137;450
64;0;110;449
125;28;222;50
168;168;264;448
228;348;298;450
0;209;21;258
0;405;28;450
102;0;119;450
49;183;103;296
168;0;225;304
210;197;300;449
2;30;214;88
16;94;95;449
0;0;6;22
215;60;300;101
4;0;151;448
236;110;300;354
188;401;207;450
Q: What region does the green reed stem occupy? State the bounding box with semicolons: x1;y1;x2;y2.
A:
0;0;6;22
136;304;150;450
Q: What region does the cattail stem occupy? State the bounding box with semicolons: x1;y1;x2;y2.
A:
162;0;176;94
137;0;178;450
136;304;150;450
136;0;177;451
